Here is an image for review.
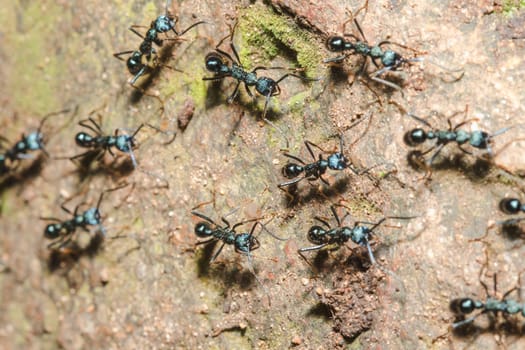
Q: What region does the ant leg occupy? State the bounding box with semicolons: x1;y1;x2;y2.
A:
231;218;261;232
257;221;288;241
304;140;323;161
297;243;329;266
497;217;525;226
282;153;307;165
226;82;241;104
209;242;226;263
427;144;446;167
177;20;207;37
113;50;134;61
275;73;319;85
244;84;254;98
195;237;217;246
323;54;352;64
370;72;403;92
129;67;148;85
128;26;147;40
78;118;103;136
319;176;330;186
452;312;487;329
329;204;345;227
314;216;332;229
191;211;218;226
278;176;305;189
130;82;166;116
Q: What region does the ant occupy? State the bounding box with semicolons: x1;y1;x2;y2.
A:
70;116;144;169
42;185;127;251
191;209;285;305
0;109;69;174
403;108;515;176
191;210;284;263
498;198;525;226
203;22;318;119
278;135;366;189
298;204;415;265
114;4;205;84
114;0;205;103
324;0;462;92
450;270;525;330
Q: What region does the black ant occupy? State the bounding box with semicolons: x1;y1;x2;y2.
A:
324;0;462;92
450;271;525;330
0;109;69;174
191;210;284;263
191;209;285;305
498;198;525;226
114;0;205;104
203;22;318;119
298;204;415;265
403;109;515;176
278;135;364;189
70;116;144;169
41;185;127;251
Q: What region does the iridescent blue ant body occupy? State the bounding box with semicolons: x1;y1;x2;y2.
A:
114;0;205;84
41;189;112;251
450;274;525;329
191;211;263;262
497;197;525;226
203;22;317;118
70;117;143;168
0;110;68;174
404;111;513;168
298;204;414;265
279;136;355;188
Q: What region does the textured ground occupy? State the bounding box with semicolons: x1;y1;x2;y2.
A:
1;1;525;349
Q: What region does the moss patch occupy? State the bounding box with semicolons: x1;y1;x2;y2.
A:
502;0;525;16
237;4;322;77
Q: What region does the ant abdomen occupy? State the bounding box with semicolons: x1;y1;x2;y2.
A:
404;128;427;146
195;222;213;238
307;226;326;244
282;163;303;179
450;298;476;315
326;36;346;52
499;198;522;215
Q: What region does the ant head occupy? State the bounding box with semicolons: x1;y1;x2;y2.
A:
500;198;521;214
44;224;60;239
307;226;325;244
381;50;403;68
326;36;346;52
195;222;213;238
404;128;427;146
255;77;278;97
83;208;102;226
75;132;92;147
469;130;489;149
350;226;370;246
327;153;348;171
282;163;303;179
127;51;144;74
205;53;225;73
153;14;176;33
234;233;260;254
450;298;476;315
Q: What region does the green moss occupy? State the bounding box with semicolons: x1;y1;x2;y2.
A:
5;2;65;114
237;4;322;77
502;0;525;16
